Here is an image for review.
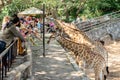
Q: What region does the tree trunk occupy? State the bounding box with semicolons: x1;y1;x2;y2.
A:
65;11;69;21
76;0;87;17
0;0;12;10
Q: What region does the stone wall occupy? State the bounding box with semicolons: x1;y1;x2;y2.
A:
82;19;120;43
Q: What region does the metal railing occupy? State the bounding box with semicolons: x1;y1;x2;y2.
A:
6;41;32;80
0;39;32;80
75;10;120;32
0;39;17;80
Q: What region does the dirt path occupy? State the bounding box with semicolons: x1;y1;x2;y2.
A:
86;41;120;80
31;36;87;80
105;42;120;80
31;33;120;80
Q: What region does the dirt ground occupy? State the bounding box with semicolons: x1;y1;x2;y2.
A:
31;33;120;80
86;41;120;80
105;41;120;80
31;38;86;80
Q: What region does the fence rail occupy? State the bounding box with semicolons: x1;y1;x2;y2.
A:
0;39;17;80
75;10;120;32
0;39;32;80
7;41;32;80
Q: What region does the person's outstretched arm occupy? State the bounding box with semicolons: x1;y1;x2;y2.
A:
10;25;25;42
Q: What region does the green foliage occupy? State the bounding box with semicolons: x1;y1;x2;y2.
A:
0;0;120;23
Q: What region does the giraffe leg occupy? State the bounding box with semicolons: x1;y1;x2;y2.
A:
94;70;100;80
82;61;87;75
94;67;103;80
99;70;103;80
102;67;109;80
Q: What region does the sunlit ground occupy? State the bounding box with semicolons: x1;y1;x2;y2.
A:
31;39;85;80
105;41;120;80
31;35;120;80
86;41;120;80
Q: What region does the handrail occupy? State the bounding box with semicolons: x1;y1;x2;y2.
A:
82;18;120;32
76;10;120;25
0;39;17;59
7;61;31;80
0;39;32;80
0;39;17;80
75;10;120;31
6;41;33;80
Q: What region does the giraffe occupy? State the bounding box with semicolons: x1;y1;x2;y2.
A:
52;19;109;65
54;19;97;46
51;31;109;80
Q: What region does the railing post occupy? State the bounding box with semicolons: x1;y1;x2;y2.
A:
42;4;45;57
0;39;17;80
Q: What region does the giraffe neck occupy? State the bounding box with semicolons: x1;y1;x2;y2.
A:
61;25;94;46
58;21;108;64
56;36;88;60
56;20;94;46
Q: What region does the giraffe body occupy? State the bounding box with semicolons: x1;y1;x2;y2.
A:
47;19;109;79
54;20;108;65
56;35;108;80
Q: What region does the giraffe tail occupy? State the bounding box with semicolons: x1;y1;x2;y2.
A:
106;66;109;74
105;52;109;75
105;49;109;74
104;66;109;80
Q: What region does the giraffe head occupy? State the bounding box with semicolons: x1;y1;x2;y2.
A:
46;17;62;30
47;26;70;44
53;27;68;39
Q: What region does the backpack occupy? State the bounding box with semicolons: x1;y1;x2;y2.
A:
0;41;6;53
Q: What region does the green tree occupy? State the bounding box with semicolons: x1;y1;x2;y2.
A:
0;0;120;23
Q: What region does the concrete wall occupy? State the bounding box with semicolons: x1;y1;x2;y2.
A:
81;19;120;42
